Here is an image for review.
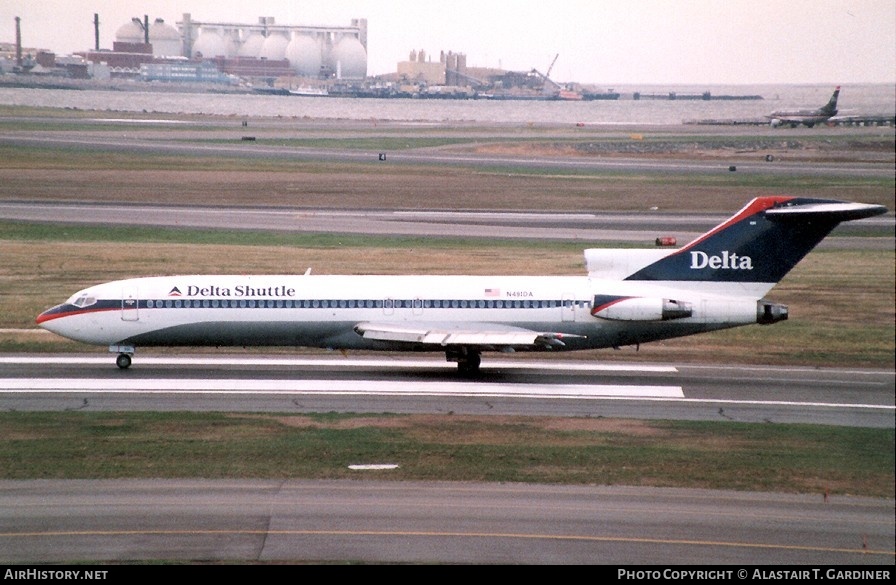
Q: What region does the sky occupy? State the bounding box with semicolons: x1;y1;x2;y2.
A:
2;0;894;85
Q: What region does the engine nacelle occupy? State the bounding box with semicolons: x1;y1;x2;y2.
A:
592;295;693;321
757;300;788;324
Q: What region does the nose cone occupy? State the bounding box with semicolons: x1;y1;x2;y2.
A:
35;303;79;339
36;304;66;327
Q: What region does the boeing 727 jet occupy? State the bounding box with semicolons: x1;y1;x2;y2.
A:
766;86;840;127
36;196;886;374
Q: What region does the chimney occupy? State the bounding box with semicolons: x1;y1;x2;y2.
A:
94;13;100;50
15;16;22;67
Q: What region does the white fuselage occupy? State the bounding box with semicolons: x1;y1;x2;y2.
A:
38;274;764;352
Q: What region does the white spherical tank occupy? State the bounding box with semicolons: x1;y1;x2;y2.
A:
148;19;182;57
115;21;144;43
260;33;289;60
238;33;265;58
330;36;367;79
286;35;322;77
192;30;226;58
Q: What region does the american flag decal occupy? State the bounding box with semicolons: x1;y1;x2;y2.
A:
484;288;500;297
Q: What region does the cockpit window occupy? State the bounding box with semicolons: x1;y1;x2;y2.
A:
70;294;97;308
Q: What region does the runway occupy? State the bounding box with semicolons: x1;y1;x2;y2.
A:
3;132;894;179
0;199;891;247
1;355;892;428
1;479;893;565
6;356;891;564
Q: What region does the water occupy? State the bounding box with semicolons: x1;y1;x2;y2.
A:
0;82;892;125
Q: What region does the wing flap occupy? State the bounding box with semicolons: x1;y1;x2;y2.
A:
354;322;580;348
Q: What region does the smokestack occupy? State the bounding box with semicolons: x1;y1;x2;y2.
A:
94;13;100;50
144;15;149;45
15;16;22;67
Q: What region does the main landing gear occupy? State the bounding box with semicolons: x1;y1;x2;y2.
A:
446;347;481;376
110;345;135;369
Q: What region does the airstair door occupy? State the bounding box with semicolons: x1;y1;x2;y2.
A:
561;293;576;322
121;287;139;321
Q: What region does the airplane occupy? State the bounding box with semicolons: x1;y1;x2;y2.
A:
36;196;886;374
766;86;840;127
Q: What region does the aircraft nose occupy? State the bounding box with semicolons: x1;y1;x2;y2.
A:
35;304;83;340
36;304;66;327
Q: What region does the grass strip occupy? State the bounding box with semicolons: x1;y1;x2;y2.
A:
1;412;892;498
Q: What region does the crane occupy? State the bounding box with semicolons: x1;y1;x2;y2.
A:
545;53;559;79
530;54;561;96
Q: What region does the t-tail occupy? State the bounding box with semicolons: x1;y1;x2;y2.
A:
624;196;886;295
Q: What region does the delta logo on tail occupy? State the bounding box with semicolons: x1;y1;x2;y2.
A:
689;251;753;270
626;196;879;284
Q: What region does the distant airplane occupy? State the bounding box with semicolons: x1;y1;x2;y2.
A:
36;196;886;374
766;86;840;127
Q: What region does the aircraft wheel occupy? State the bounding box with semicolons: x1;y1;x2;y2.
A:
457;352;481;376
116;353;132;369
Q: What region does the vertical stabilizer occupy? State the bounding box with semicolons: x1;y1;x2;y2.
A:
625;196;885;290
820;86;840;116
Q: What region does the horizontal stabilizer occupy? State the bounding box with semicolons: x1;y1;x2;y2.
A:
765;201;887;222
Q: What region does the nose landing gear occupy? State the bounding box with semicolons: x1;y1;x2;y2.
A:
109;345;135;369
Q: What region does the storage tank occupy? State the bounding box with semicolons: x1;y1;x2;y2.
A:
260;32;289;60
330;36;367;79
238;32;265;57
148;18;182;56
115;20;144;44
286;35;322;77
191;29;226;58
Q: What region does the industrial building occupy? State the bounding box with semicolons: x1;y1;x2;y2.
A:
76;13;367;84
2;13;623;100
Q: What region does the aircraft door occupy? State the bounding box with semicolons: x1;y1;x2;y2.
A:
561;293;576;322
121;287;139;321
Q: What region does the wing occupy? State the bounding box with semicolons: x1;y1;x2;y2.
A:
353;322;582;350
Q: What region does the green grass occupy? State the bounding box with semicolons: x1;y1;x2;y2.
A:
0;220;584;250
1;412;892;497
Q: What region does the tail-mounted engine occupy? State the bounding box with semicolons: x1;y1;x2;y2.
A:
757;301;788;324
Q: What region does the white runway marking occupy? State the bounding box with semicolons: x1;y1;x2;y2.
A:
0;378;684;399
0;355;678;372
0;356;684;398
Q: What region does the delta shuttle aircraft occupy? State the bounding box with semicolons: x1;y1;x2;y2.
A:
766;86;840;128
37;196;886;374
